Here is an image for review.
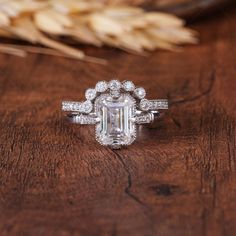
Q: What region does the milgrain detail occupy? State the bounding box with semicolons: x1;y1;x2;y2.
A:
0;8;236;235
62;80;168;148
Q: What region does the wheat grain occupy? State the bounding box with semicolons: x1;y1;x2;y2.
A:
0;0;198;64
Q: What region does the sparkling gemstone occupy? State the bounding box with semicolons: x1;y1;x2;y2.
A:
76;114;99;124
85;88;96;100
140;99;150;111
109;90;120;98
134;87;146;99
95;81;108;93
123;81;135;92
95;94;136;147
109;80;121;91
80;101;93;114
149;100;169;110
135;113;153;124
62;101;81;111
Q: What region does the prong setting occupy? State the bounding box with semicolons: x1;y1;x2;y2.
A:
62;79;168;148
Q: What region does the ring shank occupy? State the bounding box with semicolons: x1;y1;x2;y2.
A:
62;99;168;125
148;99;168;110
66;113;100;125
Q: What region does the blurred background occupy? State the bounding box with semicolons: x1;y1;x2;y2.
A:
0;0;234;62
0;1;236;236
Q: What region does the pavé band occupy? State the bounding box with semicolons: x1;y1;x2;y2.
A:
62;80;168;149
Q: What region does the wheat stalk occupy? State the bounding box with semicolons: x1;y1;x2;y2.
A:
0;0;198;64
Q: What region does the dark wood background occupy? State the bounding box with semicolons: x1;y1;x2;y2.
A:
0;5;236;236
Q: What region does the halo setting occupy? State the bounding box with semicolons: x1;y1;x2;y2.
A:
62;80;168;149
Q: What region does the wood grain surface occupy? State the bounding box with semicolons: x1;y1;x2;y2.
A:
0;6;236;236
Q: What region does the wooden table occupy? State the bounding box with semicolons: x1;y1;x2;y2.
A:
0;7;236;236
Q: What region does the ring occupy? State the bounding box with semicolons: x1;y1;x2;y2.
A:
62;80;168;149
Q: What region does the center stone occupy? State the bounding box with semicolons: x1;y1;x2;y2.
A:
95;94;136;146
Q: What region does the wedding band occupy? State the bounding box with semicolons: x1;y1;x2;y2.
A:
62;80;168;149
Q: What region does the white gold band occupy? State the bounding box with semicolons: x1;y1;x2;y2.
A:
65;111;161;125
62;80;168;148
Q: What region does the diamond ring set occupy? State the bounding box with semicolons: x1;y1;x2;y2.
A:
62;80;168;149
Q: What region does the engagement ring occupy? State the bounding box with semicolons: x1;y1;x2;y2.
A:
62;80;168;149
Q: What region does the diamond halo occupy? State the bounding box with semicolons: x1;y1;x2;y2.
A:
62;79;168;149
95;81;108;93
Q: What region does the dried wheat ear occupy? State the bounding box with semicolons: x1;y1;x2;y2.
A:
0;0;198;64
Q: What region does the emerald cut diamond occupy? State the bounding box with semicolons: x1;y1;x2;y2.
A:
95;93;136;147
62;79;169;149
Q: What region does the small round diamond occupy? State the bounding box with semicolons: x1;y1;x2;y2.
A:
85;88;96;100
110;90;121;98
123;81;135;92
80;101;93;114
95;81;108;93
140;99;150;111
109;80;121;91
134;87;146;99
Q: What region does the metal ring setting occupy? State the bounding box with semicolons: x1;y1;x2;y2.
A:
62;80;168;149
